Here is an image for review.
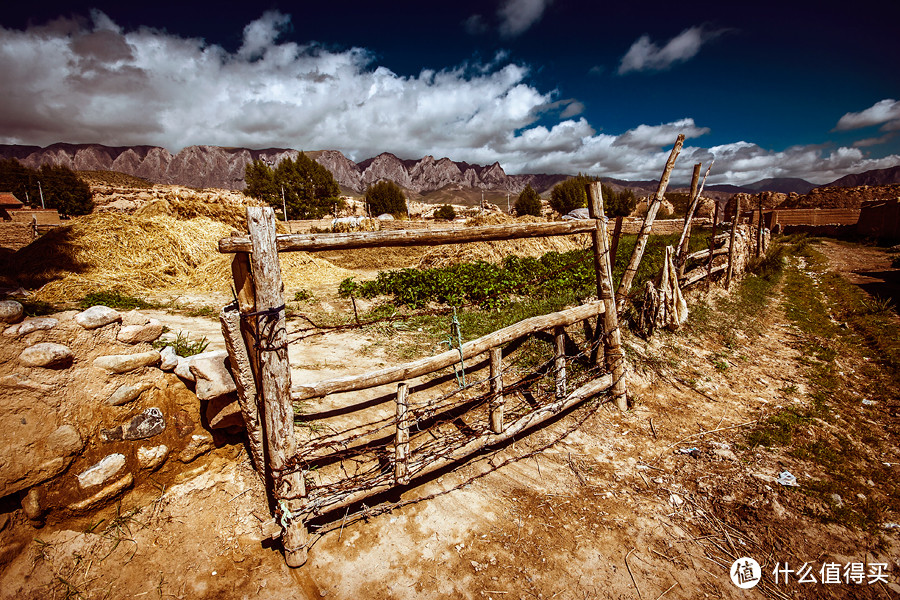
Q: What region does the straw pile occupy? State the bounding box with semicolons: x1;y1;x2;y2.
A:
9;212;352;302
417;213;589;269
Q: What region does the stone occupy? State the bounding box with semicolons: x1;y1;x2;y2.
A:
159;346;178;371
175;410;195;437
22;488;43;520
190;353;237;400
101;407;166;441
0;424;84;497
174;350;228;384
77;453;127;488
4;317;58;337
121;310;149;327
178;432;214;463
137;445;169;470
0;300;24;324
206;396;243;429
75;305;121;329
69;474;133;512
19;343;73;368
94;350;160;373
106;382;152;406
117;319;164;344
174;357;194;381
0;374;52;392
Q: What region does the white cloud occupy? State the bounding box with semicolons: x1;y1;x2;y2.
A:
0;12;895;186
497;0;552;38
618;26;725;74
852;133;896;148
834;98;900;131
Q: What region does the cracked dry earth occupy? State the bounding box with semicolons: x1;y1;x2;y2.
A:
2;251;899;600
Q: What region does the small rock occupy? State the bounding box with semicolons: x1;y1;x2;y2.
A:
69;474;133;512
106;382;152;406
713;448;738;462
22;488;43;520
178;432;214;463
190;353;237;400
77;454;127;488
75;305;121;329
0;300;24;324
117;319;163;344
4;317;58;337
831;493;844;508
174;350;228;383
175;411;195;437
94;350;160;373
137;445;169;470
101;408;166;441
669;493;684;507
206;396;243;429
19;343;73;368
857;493;867;501
121;310;149;327
174;357;194;381
159;346;178;371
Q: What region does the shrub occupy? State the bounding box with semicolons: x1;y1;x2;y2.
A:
366;180;407;217
515;185;542;217
434;204;456;221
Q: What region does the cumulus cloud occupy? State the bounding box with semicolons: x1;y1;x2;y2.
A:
618;26;725;74
834;98;900;131
497;0;553;38
0;11;895;185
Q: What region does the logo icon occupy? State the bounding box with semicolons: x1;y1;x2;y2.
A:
730;557;762;589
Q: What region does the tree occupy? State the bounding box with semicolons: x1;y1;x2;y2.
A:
514;184;542;217
0;159;92;216
549;174;597;214
434;204;456;221
602;184;637;218
244;153;341;219
366;180;407;217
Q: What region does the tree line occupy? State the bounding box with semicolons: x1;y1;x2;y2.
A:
0;159;93;216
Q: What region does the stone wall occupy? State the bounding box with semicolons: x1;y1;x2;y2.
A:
0;222;35;251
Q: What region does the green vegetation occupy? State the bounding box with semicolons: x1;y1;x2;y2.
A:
79;290;157;310
434;204;456;221
0;158;93;216
365;180;407;217
548;175;636;217
244;153;341;219
293;288;315;302
153;331;209;357
514;184;542;217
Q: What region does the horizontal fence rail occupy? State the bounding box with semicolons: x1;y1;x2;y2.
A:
218;219;599;253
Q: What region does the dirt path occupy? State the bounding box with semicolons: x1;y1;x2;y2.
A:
3;247;898;599
817;240;900;312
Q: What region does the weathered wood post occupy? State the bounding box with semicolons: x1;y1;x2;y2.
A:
616;134;684;309
706;199;720;282
395;383;410;485
609;215;624;270
246;206;308;568
756;196;763;257
554;325;567;399
586;182;628;411
221;251;265;473
675;162;713;277
489;347;504;434
725;195;741;287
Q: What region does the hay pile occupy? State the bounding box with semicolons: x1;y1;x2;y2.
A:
9;213;351;302
417;213;588;269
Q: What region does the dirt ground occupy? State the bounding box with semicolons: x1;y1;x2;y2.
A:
1;240;898;599
817;240;900;316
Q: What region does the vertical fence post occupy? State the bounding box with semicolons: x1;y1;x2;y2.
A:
554;325;567;399
489;347;504;434
586;183;628;411
616;134;684;309
395;383;410;485
609;216;624;269
706;200;720;282
756;196;763;257
246;206;307;568
726;195;741;288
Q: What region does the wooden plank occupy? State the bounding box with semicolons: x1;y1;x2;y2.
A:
726;195;742;287
586;183;628;411
309;374;613;515
706;199;721;281
685;245;729;263
682;263;728;287
554;325;567;399
675;162;713;275
394;383;410;485
292;300;605;402
220;220;598;254
616;135;684;308
489;347;504;434
609;216;624;269
246;206;307;568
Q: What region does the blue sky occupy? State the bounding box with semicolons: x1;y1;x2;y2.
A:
1;1;899;185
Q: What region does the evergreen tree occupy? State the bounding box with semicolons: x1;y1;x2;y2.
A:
514;184;542;216
0;159;92;216
244;153;341;219
549;174;597;214
365;180;407;216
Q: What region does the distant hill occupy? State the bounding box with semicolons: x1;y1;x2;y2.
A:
744;178;816;194
707;184;755;194
825;165;900;188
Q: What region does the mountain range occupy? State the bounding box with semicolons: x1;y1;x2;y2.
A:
1;143;898;199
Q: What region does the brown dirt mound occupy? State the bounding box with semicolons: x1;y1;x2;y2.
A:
4;213;351;301
418;213;588;268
